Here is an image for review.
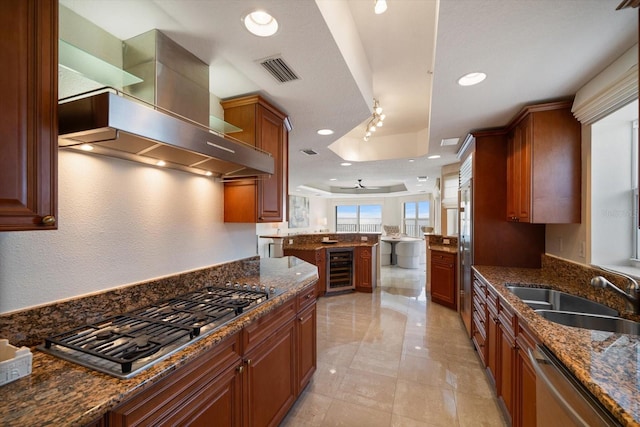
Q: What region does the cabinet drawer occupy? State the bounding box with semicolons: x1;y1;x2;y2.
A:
296;284;316;311
498;302;516;339
243;298;296;352
432;251;455;264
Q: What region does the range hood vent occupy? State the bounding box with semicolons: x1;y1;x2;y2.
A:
59;89;274;177
58;30;274;178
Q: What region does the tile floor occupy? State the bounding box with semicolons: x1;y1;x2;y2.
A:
281;265;507;427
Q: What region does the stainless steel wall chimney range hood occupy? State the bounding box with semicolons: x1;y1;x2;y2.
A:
58;30;274;178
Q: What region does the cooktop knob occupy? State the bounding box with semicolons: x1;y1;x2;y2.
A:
269;286;276;294
225;282;232;288
234;283;241;289
243;283;250;290
260;285;267;292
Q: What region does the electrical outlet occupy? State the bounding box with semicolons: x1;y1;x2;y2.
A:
443;238;450;244
322;236;329;242
289;239;293;245
579;241;585;258
361;236;368;241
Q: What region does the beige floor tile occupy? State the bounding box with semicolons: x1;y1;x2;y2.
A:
390;414;442;427
280;390;332;426
397;354;451;388
281;265;505;427
321;400;392;427
393;379;459;426
455;391;507;427
333;369;397;412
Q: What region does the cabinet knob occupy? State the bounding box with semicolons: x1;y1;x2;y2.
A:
246;359;252;366
306;294;312;299
42;215;56;226
237;365;244;374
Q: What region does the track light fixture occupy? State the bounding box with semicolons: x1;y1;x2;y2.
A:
363;99;386;141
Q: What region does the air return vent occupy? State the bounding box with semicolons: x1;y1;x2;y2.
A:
259;56;300;83
300;149;318;156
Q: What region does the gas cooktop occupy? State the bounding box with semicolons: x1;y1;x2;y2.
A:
39;284;272;378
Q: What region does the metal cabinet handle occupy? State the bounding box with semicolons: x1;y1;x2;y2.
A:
237;365;244;374
42;215;56;226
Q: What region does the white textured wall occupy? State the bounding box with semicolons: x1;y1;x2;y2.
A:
0;151;257;313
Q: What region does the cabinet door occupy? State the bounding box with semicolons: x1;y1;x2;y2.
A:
165;363;243;427
0;0;57;231
315;249;327;298
256;106;285;222
498;325;516;424
431;252;457;309
486;305;499;388
518;347;537;427
244;320;297;427
110;333;242;427
355;246;373;292
506;117;531;222
297;303;317;393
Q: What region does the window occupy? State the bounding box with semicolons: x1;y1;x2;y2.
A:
591;100;638;266
335;204;382;233
403;201;430;237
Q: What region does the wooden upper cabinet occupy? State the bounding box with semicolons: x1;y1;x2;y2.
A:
506;101;581;224
0;0;58;231
221;95;288;223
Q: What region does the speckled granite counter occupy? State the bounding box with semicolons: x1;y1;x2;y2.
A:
474;256;640;427
428;244;458;254
0;257;318;427
286;241;377;251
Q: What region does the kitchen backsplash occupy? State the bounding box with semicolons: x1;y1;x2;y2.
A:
0;257;260;348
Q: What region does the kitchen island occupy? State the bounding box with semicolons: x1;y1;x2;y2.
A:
0;256;318;426
282;233;379;296
473;255;640;426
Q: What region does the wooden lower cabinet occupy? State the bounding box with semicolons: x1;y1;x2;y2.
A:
471;271;539;427
109;332;243;426
516;323;539;427
108;284;317;427
244;319;296;427
355;245;377;292
297;303;317;392
430;250;457;309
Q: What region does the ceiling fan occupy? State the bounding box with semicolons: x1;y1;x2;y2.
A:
339;179;381;190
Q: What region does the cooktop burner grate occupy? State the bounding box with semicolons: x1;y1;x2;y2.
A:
39;285;271;377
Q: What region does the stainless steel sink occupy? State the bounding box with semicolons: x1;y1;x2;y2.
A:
535;310;640;335
506;286;619;316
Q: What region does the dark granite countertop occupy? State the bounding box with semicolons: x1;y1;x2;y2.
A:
0;257;318;427
474;263;640;427
428;244;458;254
285;241;377;251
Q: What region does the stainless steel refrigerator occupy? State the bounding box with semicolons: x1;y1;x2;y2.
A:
458;173;472;337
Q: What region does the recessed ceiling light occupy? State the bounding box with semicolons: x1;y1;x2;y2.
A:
329;178;337;181
428;155;441;160
317;129;334;136
374;0;388;14
417;176;428;182
457;72;486;86
205;171;213;177
341;162;352;166
243;11;278;37
408;159;415;162
156;160;166;167
79;144;94;151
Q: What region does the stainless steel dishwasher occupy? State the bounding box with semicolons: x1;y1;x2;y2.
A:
528;345;621;426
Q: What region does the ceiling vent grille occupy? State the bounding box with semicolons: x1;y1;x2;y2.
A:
259;56;300;83
300;149;318;156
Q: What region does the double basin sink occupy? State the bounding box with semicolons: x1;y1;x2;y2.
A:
506;286;640;335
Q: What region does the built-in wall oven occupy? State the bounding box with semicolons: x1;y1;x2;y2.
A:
325;248;355;294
